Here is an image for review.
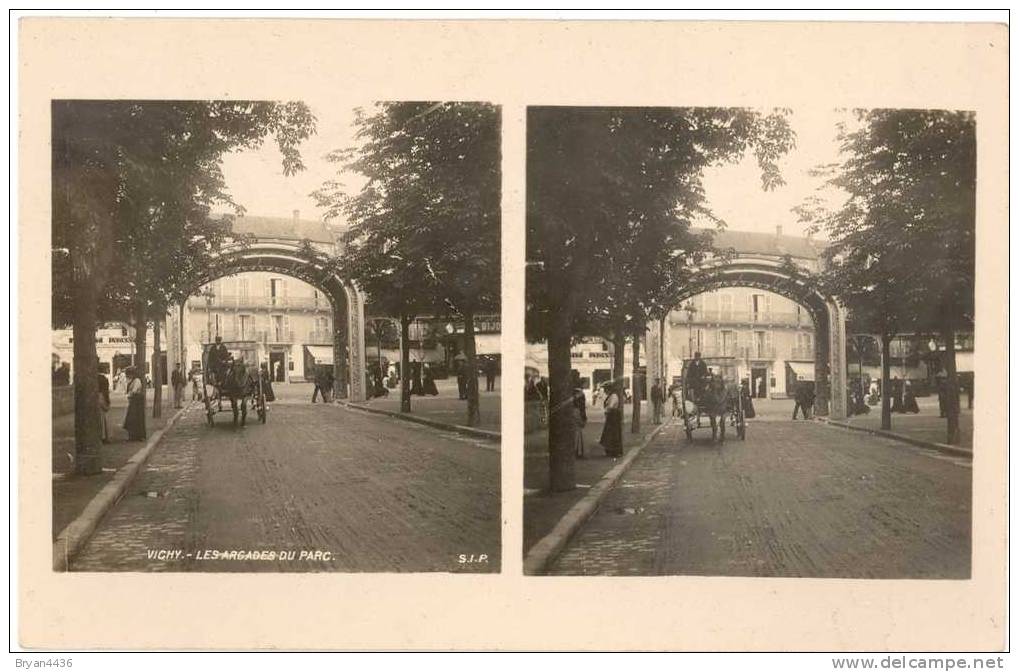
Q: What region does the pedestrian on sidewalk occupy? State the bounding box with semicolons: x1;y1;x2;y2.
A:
741;379;756;419
571;372;587;458
171;363;185;409
670;384;682;417
122;366;146;441
97;370;110;443
411;360;425;396
455;358;467;399
259;362;276;403
792;381;814;420
650;378;664;424
484;358;497;392
599;381;624;457
312;365;325;403
422;363;439;396
902;381;920;414
891;376;905;413
189;366;202;401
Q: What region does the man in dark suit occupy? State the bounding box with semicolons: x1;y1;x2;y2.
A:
650;378;665;424
171;363;186;409
311;365;325;403
792;382;815;420
686;351;708;403
207;336;229;385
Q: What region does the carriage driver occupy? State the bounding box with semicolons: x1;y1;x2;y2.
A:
207;336;230;386
686;351;709;403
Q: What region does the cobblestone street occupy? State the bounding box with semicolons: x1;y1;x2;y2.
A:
547;416;971;578
71;389;500;573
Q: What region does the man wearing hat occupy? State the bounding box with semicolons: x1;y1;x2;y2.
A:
686;351;709;403
207;336;229;387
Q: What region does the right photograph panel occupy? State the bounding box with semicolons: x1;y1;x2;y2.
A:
523;106;975;578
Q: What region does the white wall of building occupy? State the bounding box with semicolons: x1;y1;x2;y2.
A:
182;272;334;383
667;287;816;398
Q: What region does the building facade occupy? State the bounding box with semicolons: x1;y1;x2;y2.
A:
179;271;335;383
667;287;816;399
52;323;166;385
525;338;647;394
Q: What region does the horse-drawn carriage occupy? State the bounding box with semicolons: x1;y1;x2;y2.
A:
201;341;267;427
678;356;746;442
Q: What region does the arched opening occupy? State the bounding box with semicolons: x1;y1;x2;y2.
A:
163;240;367;402
647;257;847;419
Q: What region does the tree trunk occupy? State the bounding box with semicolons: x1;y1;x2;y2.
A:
631;332;642;433
71;272;102;476
152;317;162;418
463;309;481;427
612;328;626;393
547;305;575;492
941;326;961;445
133;304;148;438
880;332;892;431
400;315;412;413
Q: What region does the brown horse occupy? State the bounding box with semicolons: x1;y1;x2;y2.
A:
219;359;258;427
699;375;740;443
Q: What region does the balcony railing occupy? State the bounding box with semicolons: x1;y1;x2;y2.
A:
200;329;295;344
189;294;331;311
676;345;778;360
672;310;812;327
306;330;333;344
789;346;815;360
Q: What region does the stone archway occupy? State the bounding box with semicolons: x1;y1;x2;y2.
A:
647;255;847;420
164;239;368;402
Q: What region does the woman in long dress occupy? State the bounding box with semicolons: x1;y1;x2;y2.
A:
572;373;587;458
422;364;439;396
599;382;624;457
97;372;110;442
902;381;920;414
122;367;146;441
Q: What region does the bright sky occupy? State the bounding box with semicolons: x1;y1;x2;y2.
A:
220;104;852;238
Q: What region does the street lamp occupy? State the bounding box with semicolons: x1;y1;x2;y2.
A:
683;302;697;359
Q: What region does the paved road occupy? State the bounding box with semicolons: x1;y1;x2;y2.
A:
547;418;971;578
72;396;500;573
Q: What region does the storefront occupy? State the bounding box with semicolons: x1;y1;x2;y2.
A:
52;325;165;385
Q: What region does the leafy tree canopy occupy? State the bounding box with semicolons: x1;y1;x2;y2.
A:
796;108;975;335
314;101;501;321
52;100;316;327
526;106;795;342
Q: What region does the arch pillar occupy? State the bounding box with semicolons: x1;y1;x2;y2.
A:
827;300;848;420
344;285;367;402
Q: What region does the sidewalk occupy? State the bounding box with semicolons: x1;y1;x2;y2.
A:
52;385;176;539
350;377;501;432
838;397;974;450
523;400;664;553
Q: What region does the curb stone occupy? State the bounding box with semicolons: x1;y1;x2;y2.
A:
52;402;193;571
814;417;973;459
523;420;670;575
333;399;501;443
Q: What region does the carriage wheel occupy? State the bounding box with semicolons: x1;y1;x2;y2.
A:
206;408;215;427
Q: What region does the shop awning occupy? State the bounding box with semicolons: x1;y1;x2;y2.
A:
787;361;815;381
304;344;334;365
472;334;501;356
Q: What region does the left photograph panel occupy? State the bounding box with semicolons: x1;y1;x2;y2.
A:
51;100;502;572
